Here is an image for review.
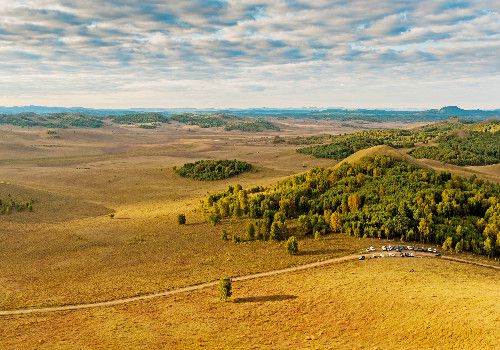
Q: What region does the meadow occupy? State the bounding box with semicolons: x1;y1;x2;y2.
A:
1;258;498;349
0;118;498;349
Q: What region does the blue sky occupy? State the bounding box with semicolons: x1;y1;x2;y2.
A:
0;0;499;109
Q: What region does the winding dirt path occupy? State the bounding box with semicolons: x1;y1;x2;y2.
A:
0;254;358;316
0;253;497;316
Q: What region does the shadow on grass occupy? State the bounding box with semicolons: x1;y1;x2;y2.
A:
233;295;297;303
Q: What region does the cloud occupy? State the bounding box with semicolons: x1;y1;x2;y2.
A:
0;0;498;108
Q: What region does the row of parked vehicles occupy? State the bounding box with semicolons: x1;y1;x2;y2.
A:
360;245;442;260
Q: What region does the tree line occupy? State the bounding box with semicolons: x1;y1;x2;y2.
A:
297;120;499;166
409;130;500;165
170;113;280;132
0;112;104;128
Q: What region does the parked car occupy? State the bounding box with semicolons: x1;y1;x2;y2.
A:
369;246;376;251
433;248;437;253
435;253;441;257
408;246;414;250
359;255;365;260
400;252;404;257
388;253;396;257
380;253;385;258
382;246;387;251
427;248;433;252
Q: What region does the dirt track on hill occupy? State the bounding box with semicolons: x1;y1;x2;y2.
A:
0;253;497;316
441;256;500;271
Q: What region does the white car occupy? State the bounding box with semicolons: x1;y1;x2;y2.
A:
382;246;387;251
379;253;385;258
388;253;396;257
427;248;433;252
387;245;393;251
369;246;376;251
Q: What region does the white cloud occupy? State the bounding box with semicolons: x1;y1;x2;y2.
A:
0;0;498;108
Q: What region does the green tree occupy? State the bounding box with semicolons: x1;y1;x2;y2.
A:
270;221;284;241
483;237;494;257
286;236;299;255
348;194;361;212
329;212;342;233
442;236;453;251
218;277;232;302
177;214;186;225
246;222;255;241
297;214;312;235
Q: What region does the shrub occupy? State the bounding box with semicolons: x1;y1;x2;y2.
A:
232;234;241;244
286;236;299;255
218;277;232;302
208;213;221;226
221;230;229;241
177;214;186;225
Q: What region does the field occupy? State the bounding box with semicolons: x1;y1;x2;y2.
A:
0;118;499;349
1;258;498;349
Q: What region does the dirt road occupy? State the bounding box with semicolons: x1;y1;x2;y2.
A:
0;254;358;316
0;253;497;316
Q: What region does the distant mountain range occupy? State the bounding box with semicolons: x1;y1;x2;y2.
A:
0;105;499;122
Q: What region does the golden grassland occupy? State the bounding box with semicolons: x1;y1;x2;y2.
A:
1;121;410;310
0;120;499;349
0;258;498;349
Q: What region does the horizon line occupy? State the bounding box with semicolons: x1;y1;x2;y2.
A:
1;105;499;111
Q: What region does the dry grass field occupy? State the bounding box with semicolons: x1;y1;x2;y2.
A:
0;119;499;349
0;257;498;349
1;120;421;310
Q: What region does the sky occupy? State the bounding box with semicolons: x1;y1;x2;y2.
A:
0;0;499;109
